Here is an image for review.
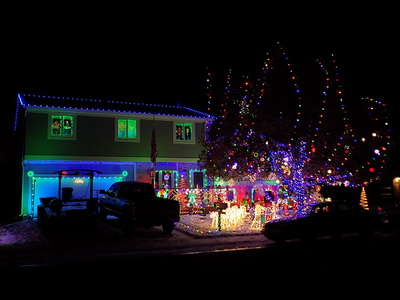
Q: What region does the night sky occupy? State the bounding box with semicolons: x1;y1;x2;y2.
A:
5;4;399;169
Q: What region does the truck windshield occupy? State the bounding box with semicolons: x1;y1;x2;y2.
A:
119;184;154;199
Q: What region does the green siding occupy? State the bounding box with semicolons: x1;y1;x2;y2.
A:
24;113;205;159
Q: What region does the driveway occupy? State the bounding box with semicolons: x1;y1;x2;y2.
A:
0;217;269;269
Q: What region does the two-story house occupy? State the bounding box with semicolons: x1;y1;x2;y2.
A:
15;93;214;219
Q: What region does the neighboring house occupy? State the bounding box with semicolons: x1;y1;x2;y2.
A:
15;93;214;219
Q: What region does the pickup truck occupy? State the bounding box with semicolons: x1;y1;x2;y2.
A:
98;181;180;234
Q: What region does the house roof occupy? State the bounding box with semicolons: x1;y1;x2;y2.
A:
17;93;214;120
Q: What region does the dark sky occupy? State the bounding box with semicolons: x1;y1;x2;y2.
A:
6;4;399;142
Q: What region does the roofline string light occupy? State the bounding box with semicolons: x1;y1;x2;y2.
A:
17;93;215;120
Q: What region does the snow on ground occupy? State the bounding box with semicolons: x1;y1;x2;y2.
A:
0;220;49;249
177;213;263;237
0;214;261;250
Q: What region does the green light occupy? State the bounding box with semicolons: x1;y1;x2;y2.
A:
27;171;34;177
122;171;128;177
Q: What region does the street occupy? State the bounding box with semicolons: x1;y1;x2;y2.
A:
2;217;400;295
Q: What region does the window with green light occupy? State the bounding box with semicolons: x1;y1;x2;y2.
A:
49;115;75;138
117;118;138;140
175;122;193;142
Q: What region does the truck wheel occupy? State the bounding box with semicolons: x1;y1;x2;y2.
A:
99;206;108;221
49;199;63;213
86;198;98;212
162;222;175;234
37;205;48;227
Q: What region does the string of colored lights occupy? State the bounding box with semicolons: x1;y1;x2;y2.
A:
308;55;355;183
356;97;392;182
261;42;303;140
200;41;393;203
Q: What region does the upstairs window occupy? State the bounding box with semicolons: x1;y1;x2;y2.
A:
116;118;139;142
49;115;76;139
174;122;194;144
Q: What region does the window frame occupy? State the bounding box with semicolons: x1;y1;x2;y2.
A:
48;114;77;140
173;121;195;144
115;117;140;142
189;169;206;188
154;170;181;189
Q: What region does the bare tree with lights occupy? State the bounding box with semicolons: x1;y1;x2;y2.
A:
199;41;392;208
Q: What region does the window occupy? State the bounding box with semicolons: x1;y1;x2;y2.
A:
49;115;76;139
116;118;139;141
155;170;178;189
192;171;204;188
190;170;206;188
174;122;194;143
